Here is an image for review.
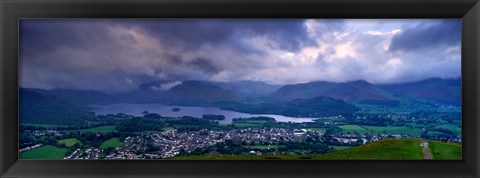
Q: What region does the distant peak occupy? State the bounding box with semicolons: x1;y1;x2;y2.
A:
348;80;371;85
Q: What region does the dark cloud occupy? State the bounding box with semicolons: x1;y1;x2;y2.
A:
20;20;115;55
19;19;461;92
189;57;221;74
19;19;315;92
138;19;314;52
389;20;461;52
236;20;317;51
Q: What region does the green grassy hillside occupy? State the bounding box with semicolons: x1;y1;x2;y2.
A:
173;138;460;160
310;138;423;159
428;140;461;159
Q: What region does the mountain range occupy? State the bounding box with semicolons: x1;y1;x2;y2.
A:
377;78;461;106
270;80;399;105
19;77;461;123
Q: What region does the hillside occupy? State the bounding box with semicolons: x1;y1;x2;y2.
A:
213;81;283;97
20;88;94;124
310;138;424;159
172;138;461;160
217;96;359;117
167;81;245;104
377;78;461;106
287;96;360;115
118;80;245;104
428;140;461;159
49;89;114;105
270;80;398;106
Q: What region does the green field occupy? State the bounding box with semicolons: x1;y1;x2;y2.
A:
355;97;457;114
100;137;125;149
428;140;461;159
232;120;268;127
434;124;461;134
20;145;67;159
57;138;82;147
356;103;418;114
339;124;422;136
339;125;366;132
362;126;423;135
163;127;175;131
230;118;273;128
77;126;117;133
21;123;68;129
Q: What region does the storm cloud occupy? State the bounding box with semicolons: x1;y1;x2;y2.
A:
19;19;461;93
388;20;461;52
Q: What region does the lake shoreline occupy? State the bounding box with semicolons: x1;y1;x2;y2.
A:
92;103;316;124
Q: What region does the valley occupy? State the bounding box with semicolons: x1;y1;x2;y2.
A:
19;77;462;160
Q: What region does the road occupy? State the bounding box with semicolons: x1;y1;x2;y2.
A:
421;140;432;159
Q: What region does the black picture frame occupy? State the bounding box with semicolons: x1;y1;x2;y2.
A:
1;0;479;177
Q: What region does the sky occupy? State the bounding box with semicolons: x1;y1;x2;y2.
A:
19;19;461;93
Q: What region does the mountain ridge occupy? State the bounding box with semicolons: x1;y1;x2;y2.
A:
377;77;461;106
269;80;399;105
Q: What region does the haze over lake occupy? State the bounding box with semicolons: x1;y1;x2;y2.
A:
92;103;315;124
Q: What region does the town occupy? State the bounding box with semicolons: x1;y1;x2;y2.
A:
19;108;461;160
20;125;426;159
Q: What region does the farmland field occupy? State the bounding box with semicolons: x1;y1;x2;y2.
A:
339;125;366;132
434;124;461;134
163;127;175;131
228;118;273;128
362;126;423;135
100;137;125;149
57;138;82;147
20;145;67;159
339;125;422;136
355;97;454;115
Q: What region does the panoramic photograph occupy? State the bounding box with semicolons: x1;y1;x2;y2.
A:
19;19;461;160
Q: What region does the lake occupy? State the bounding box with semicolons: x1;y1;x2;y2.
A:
92;103;315;124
